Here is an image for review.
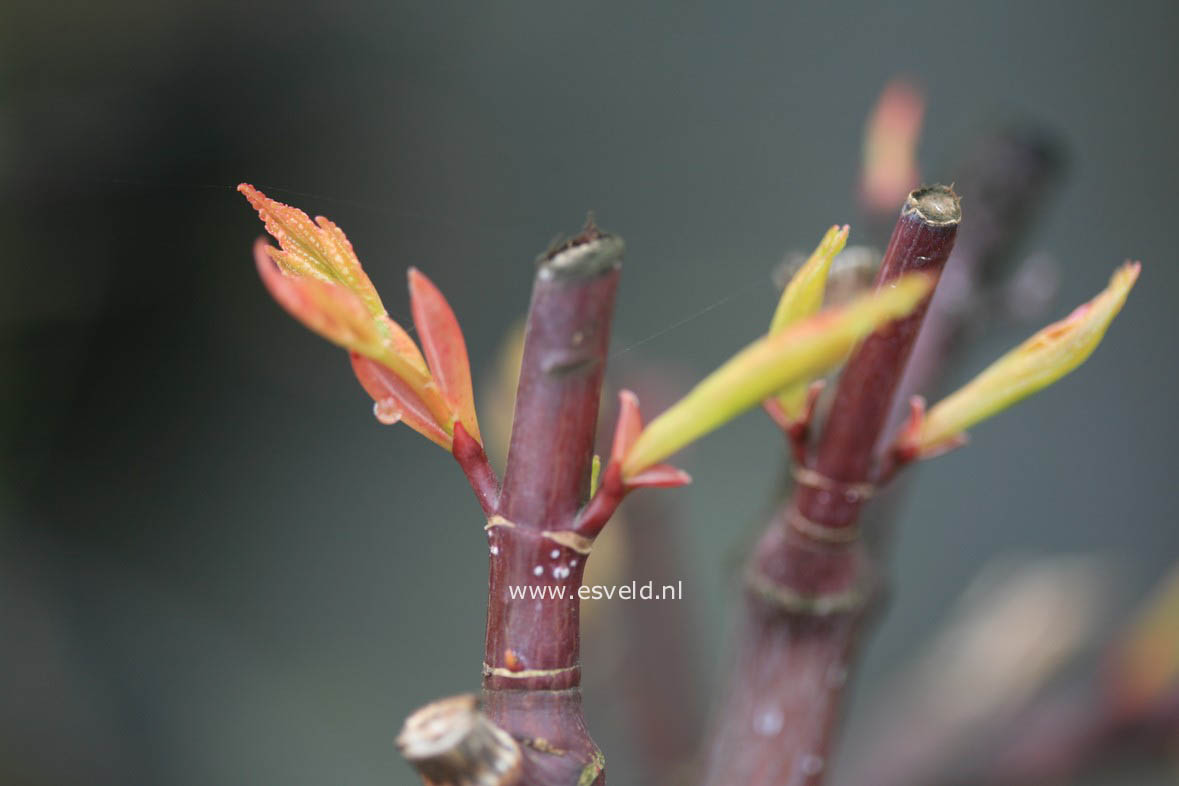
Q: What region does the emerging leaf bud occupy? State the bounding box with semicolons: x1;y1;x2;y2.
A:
860;79;925;216
897;261;1140;458
621;273;934;478
241;184;480;448
768;224;849;419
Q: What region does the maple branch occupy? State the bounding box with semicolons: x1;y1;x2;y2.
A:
702;186;961;786
708;131;1066;786
479;220;622;786
892;127;1063;432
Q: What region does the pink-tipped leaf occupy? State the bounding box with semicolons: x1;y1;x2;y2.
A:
626;464;692;489
255;239;386;355
240;184;384;317
408;268;481;443
611;390;644;464
610;391;689;490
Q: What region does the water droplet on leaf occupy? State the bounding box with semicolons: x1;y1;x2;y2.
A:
373;399;403;425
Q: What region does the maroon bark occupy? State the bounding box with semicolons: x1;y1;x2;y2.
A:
703;186;961;786
891;128;1063;439
838;130;1066;786
797;185;961;529
481;223;623;785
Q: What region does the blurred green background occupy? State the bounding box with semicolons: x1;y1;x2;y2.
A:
1;1;1176;784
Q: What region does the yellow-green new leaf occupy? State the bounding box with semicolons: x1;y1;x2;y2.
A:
589;454;602;498
768;224;849;418
769;225;849;334
907;262;1140;454
1109;561;1179;713
622;273;934;478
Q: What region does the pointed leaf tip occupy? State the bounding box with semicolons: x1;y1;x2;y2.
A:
769;224;848;335
770;224;850;419
903;261;1140;454
245;187;457;448
407;267;480;443
239;183;384;317
612;390;643;464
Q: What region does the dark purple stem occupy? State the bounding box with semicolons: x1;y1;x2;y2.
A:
482;222;623;786
797;185;960;529
838;129;1065;786
703;186;961;786
890;128;1063;437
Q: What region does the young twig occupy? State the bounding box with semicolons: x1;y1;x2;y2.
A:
890;128;1063;439
480;222;623;786
833;131;1068;785
702;186;961;786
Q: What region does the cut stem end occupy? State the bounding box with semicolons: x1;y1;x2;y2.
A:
905;185;962;226
396;694;522;786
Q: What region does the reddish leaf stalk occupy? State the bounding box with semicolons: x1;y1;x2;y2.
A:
482;223;624;785
452;422;499;517
703;186;961;786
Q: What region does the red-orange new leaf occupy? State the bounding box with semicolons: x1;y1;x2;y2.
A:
241;184;481;450
350;353;452;449
608;390;690;491
407;268;481;444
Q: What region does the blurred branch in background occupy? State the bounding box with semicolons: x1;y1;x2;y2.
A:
606;368;707;786
960;561;1179;785
965;683;1179;786
859;78;925;230
843;559;1179;785
838;554;1112;786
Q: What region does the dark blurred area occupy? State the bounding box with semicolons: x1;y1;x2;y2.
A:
2;1;1177;784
